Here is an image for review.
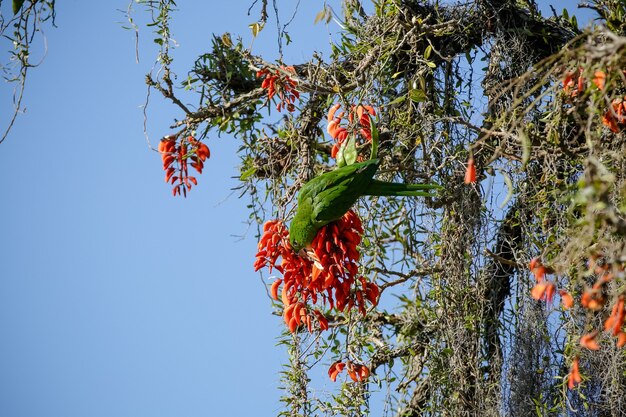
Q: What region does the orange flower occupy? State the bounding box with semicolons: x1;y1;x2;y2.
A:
528;258;559;303
254;220;291;273
257;66;299;112
567;357;582;389
563;68;584;97
313;310;329;331
580;331;600;351
350;277;380;316
364;279;380;306
617;331;626;348
531;281;556;303
602;98;626;133
602;112;620;133
529;257;546;281
270;279;282;300
464;156;477;184
346;361;370;382
592;71;606;90
159;135;208;197
581;288;606;311
329;361;369;382
327;104;348;140
328;361;346;382
562;72;575;93
559;290;574;309
327;104;376;160
604;295;625;336
348;105;376;141
283;301;309;332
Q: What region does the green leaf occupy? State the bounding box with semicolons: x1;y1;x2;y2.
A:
387;95;406;106
335;141;347;168
409;89;428;103
343;135;357;165
240;167;257;181
423;44;432;60
13;0;25;15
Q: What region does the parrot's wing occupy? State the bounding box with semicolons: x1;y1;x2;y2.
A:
300;159;378;225
298;159;379;198
311;182;358;223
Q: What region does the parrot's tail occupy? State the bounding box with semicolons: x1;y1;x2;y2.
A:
367;180;440;197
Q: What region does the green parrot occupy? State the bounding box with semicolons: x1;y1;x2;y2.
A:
289;158;439;253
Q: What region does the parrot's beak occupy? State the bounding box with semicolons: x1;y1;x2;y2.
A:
302;246;324;270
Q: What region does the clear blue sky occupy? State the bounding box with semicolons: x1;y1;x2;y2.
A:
0;2;334;416
0;2;597;416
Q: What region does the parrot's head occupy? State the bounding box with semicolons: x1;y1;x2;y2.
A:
288;216;318;254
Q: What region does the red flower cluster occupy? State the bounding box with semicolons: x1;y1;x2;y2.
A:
559;290;574;309
580;331;600;351
254;211;379;333
593;71;607;90
580;284;606;311
530;258;557;303
562;69;607;96
561;67;626;133
563;68;614;96
530;255;626;389
257;66;299;112
328;360;370;382
159;135;210;197
579;256;616;311
602;97;626;133
562;68;585;97
327;104;376;158
529;258;574;309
